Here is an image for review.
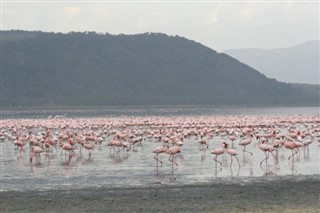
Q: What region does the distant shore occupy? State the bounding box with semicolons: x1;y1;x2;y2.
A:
1;176;319;213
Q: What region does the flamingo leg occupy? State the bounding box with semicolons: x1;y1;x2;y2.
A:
168;154;178;167
154;154;159;167
243;146;253;155
260;152;268;166
234;155;241;167
270;151;277;161
157;155;163;166
296;148;300;158
288;149;297;160
154;154;163;166
214;155;222;166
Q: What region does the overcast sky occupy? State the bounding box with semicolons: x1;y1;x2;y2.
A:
1;1;319;51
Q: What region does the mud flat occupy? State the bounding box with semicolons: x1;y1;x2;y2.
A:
1;175;319;213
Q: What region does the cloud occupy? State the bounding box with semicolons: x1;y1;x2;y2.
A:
2;2;318;51
94;4;109;17
240;2;256;22
63;6;81;18
203;4;222;24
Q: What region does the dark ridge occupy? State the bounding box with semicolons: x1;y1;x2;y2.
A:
1;30;318;107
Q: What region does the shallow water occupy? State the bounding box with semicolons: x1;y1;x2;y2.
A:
1;135;319;192
0;106;319;191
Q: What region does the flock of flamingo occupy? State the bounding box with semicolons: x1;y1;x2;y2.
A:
1;114;319;177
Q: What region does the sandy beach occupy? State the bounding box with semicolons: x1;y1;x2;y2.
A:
1;175;319;213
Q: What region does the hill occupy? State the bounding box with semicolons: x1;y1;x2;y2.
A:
1;30;318;107
224;41;320;84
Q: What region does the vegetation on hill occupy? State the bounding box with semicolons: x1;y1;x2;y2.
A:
1;30;318;107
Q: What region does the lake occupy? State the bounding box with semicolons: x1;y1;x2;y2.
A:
0;106;319;192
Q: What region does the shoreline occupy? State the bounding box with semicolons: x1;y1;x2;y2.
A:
1;176;319;212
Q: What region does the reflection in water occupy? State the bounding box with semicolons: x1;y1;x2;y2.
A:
303;149;310;160
230;166;240;177
30;163;39;174
200;152;206;166
280;150;286;161
229;155;241;168
169;156;179;178
262;164;275;176
241;155;254;176
82;157;94;165
261;161;281;177
152;174;166;184
109;153;130;165
213;165;223;177
76;154;84;165
61;155;73;166
289;159;298;175
16;155;24;165
45;153;55;166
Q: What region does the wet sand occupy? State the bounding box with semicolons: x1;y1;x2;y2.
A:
1;175;319;213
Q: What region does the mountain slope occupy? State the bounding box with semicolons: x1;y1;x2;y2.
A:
1;30;318;107
224;41;320;84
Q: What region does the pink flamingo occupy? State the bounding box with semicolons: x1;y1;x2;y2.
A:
81;142;95;157
228;135;237;147
284;140;299;160
211;142;227;166
238;136;253;155
44;136;57;152
166;146;182;167
130;137;143;150
14;137;26;155
258;138;271;165
302;139;312;151
152;146;168;166
107;140;131;153
258;138;278;165
60;142;74;157
225;142;240;167
29;146;45;162
198;136;209;150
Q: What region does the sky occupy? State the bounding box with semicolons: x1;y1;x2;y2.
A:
1;0;319;52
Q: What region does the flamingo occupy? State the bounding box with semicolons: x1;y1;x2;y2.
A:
224;143;240;167
60;142;75;157
211;142;227;166
238;136;253;155
198;136;209;150
81;142;95;157
166;146;182;167
152;146;168;166
107;140;130;153
258;138;271;165
29;146;45;162
14;137;26;155
302;139;312;151
44;136;57;152
284;140;299;160
228;135;237;147
258;138;278;165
